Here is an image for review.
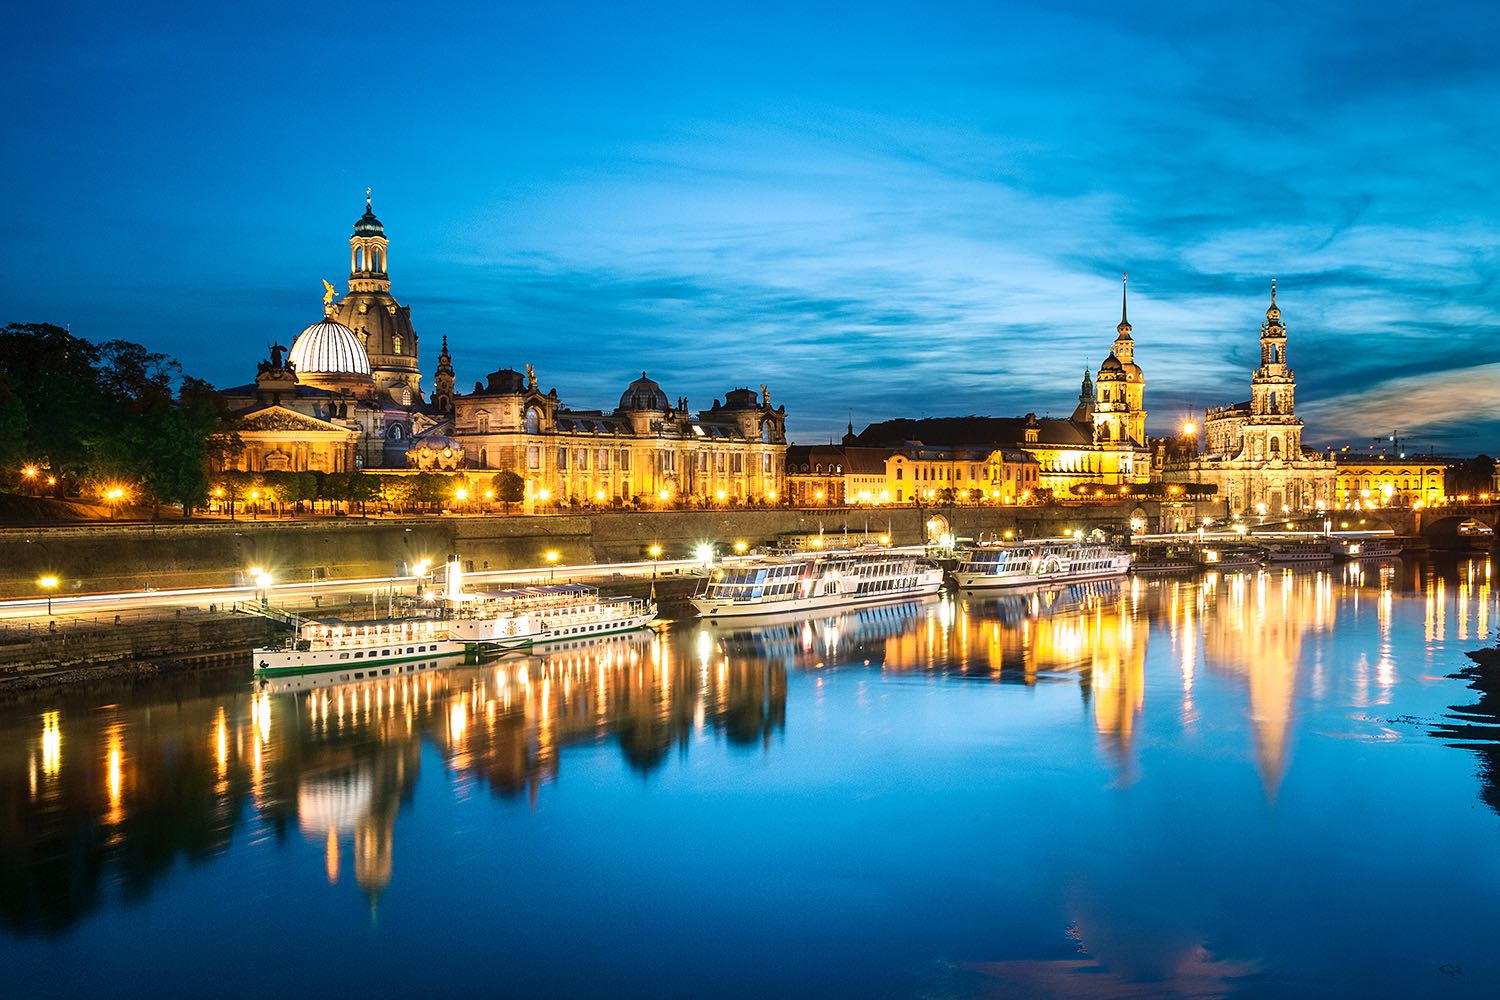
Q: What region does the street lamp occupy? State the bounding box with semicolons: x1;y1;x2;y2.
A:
105;486;125;519
545;549;560;582
38;575;59;616
647;543;663;582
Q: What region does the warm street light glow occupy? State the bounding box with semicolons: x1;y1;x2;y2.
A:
454;487;470;502
658;489;671;500
595;489;607;501
715;489;727;501
878;534;891;545
536;488;551;501
38;575;59;589
694;543;714;565
1182;421;1197;435
483;489;494;500
733;540;749;553
767;489;777;500
544;550;560;564
22;465;38;478
647;544;663;559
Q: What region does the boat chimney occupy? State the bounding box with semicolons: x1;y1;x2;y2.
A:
445;555;464;604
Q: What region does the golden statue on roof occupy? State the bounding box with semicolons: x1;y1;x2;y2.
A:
322;279;338;310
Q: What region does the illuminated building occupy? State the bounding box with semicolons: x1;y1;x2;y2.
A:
1163;282;1336;513
838;278;1150;495
217;196;451;472
451;374;787;506
216;197;789;496
1335;455;1445;507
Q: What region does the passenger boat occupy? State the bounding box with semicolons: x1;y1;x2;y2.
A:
254;559;656;682
1334;537;1403;560
951;540;1131;589
1131;546;1198;576
448;583;657;650
254;616;463;682
1197;544;1265;569
1264;540;1335;564
690;549;944;619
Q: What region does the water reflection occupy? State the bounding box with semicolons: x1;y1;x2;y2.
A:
0;631;786;931
6;558;1500;998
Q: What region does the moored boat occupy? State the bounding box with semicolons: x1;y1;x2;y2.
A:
1264;540;1335;564
449;583;657;650
951;539;1131;589
1334;536;1403;560
254;615;462;683
691;548;944;618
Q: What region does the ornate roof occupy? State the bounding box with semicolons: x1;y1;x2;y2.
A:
618;372;669;412
354;193;385;238
289;318;372;376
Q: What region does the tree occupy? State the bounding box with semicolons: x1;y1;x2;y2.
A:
492;470;524;512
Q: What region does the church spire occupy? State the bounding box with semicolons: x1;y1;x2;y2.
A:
1116;272;1132;337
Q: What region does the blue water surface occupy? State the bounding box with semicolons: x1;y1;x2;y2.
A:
3;560;1499;999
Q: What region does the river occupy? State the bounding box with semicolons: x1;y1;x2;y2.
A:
3;559;1499;998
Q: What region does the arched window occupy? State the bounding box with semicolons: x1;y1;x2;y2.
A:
524;407;540;433
479;448;488;468
393;335;403;355
1270;391;1278;412
1270;437;1281;455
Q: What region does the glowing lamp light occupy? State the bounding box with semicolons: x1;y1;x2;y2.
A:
716;489;727;501
1182;421;1197;435
733;540;749;554
814;490;825;501
879;534;890;545
483;489;494;500
544;550;560;564
454;487;470;502
22;465;38;478
38;575;59;590
694;543;714;566
767;489;778;500
658;489;671;501
647;544;664;559
595;489;607;501
537;488;551;501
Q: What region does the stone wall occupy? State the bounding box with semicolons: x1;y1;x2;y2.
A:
0;501;1214;599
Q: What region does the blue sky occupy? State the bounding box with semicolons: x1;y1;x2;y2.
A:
2;0;1497;450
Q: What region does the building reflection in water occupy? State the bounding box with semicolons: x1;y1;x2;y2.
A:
0;630;786;930
4;556;1498;936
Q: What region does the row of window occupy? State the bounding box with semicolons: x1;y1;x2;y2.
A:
336;643;439;661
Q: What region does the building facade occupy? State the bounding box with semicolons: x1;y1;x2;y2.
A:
840;278;1150;495
1336;456;1446;507
1163;282;1336;513
218;199;788;499
450;372;787;506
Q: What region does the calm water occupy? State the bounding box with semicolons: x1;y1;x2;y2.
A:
5;560;1500;998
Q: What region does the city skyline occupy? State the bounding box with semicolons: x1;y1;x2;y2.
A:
3;1;1497;450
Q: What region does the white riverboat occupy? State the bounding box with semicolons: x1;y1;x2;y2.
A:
1334;536;1403;561
690;549;944;619
254;616;463;683
448;583;657;650
951;540;1131;589
1265;540;1335;565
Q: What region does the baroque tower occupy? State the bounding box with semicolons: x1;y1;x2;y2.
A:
433;335;455;413
330;191;422;406
1092;274;1147;447
1243;279;1302;460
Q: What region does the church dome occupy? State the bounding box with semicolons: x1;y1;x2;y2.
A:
1098;353;1124;375
618;372;669;411
354;201;385;238
289;318;372;376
